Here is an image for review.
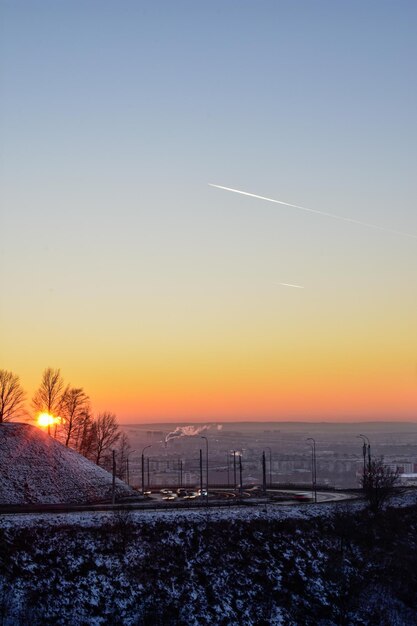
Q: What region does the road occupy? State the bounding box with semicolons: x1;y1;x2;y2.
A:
0;488;359;515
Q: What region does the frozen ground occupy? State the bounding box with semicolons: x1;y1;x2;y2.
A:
1;486;416;625
0;422;137;504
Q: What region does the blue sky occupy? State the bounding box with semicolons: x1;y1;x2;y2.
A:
1;1;416;420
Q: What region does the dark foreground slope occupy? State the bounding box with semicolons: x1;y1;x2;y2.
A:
1;497;416;626
0;423;136;504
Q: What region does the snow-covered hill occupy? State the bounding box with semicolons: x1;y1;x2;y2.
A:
1;493;417;625
0;422;137;504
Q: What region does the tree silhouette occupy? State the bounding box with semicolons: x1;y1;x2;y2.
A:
92;411;121;466
31;368;65;435
115;432;131;481
75;409;96;459
361;457;400;514
0;369;26;423
60;387;90;447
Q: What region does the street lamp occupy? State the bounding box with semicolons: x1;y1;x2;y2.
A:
358;434;371;471
125;448;136;486
232;450;237;489
265;446;272;488
357;435;367;478
201;436;209;501
239;452;243;496
141;445;152;495
306;438;317;503
178;459;183;488
112;449;116;505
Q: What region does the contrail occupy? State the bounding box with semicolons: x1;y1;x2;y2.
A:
277;282;304;289
208;183;417;240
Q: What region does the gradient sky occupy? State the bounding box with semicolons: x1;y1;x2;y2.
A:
1;1;416;423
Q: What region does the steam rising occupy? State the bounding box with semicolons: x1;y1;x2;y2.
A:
165;423;223;444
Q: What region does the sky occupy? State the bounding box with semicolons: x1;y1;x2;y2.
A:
1;1;416;423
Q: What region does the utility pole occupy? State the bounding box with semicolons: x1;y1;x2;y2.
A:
112;449;116;505
262;451;267;494
239;454;243;496
306;438;317;503
358;435;367;479
147;457;150;489
233;450;237;489
199;449;203;497
201;436;209;503
265;446;272;488
358;434;371;488
141;445;151;495
359;434;371;471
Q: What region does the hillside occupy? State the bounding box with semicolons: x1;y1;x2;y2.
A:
1;493;417;625
0;423;137;504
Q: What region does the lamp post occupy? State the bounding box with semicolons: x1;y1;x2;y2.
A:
357;435;367;479
262;451;267;494
201;436;209;501
199;449;203;496
306;438;317;503
359;434;371;471
232;450;237;489
141;445;152;495
358;434;371;490
112;449;116;505
179;459;183;488
265;446;272;488
147;456;150;489
125;448;136;486
239;453;243;496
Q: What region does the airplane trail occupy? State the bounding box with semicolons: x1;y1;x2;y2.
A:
208;184;417;240
277;282;304;289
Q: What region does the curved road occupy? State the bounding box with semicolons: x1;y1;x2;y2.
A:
0;488;359;516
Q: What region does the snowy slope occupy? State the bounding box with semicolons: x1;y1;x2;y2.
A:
0;422;137;504
1;491;416;625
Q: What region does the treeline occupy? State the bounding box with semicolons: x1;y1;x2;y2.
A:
0;367;130;480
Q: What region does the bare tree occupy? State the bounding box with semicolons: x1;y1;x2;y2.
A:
115;432;131;481
31;368;65;435
92;411;121;467
361;457;401;514
0;370;26;423
76;409;96;459
60;387;90;447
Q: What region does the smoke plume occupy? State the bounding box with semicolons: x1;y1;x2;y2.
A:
165;423;222;444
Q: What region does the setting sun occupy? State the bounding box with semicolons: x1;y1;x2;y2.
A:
37;413;58;428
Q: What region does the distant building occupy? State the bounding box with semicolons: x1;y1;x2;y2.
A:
399;473;417;486
385;462;414;474
146;430;165;443
149;457;183;471
183;471;198;486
